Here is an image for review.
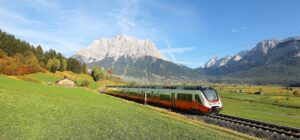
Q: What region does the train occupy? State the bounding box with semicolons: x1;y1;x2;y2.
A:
104;85;222;114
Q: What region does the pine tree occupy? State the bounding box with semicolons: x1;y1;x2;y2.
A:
82;63;87;74
67;58;82;74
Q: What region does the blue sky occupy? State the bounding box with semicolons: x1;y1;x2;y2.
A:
0;0;300;68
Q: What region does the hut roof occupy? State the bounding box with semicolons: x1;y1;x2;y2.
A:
55;76;77;84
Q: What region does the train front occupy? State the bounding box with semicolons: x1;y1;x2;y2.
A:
201;88;222;114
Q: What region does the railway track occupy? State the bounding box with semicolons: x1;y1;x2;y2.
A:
195;114;300;139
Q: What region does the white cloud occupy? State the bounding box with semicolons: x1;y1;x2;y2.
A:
231;26;248;33
160;47;195;53
0;0;167;57
164;40;177;62
231;29;237;32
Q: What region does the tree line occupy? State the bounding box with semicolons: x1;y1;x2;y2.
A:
0;29;86;75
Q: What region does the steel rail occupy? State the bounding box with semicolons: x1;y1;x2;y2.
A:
206;114;300;138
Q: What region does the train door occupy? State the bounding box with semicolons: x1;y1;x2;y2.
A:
195;94;202;110
144;91;147;105
157;91;159;103
171;93;176;107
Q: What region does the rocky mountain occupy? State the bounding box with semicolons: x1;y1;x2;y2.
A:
73;34;300;84
73;35;203;81
74;35;164;63
204;56;233;68
198;36;300;84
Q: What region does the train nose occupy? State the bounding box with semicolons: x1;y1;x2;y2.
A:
211;106;222;113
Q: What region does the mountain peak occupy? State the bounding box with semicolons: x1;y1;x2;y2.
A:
253;39;279;55
75;35;164;63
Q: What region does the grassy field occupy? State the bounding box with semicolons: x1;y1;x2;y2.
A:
219;92;300;128
208;83;300;128
17;71;124;90
0;75;252;140
212;84;300;96
220;92;300;108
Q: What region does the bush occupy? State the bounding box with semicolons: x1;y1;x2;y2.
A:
91;66;107;81
80;80;89;87
50;65;57;73
293;91;299;96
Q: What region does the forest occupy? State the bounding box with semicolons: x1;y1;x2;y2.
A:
0;30;86;75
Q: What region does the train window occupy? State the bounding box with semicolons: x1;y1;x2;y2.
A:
147;93;152;98
160;94;170;101
203;90;218;101
195;94;202;104
177;94;192;102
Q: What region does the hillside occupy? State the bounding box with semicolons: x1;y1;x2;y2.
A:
18;71;122;90
0;75;252;139
0;30;85;76
89;56;205;82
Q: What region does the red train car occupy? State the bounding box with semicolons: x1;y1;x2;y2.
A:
105;86;222;114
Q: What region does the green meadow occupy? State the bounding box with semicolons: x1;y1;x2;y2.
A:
220;92;300;128
0;75;251;140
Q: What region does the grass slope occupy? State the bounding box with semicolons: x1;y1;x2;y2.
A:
0;75;248;140
19;71;123;90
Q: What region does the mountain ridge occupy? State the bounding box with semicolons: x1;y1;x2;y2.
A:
72;35;300;84
73;35;203;81
74;35;164;63
197;36;300;84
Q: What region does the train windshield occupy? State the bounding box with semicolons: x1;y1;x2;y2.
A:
203;89;218;101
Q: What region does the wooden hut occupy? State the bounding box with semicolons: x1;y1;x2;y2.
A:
56;76;77;87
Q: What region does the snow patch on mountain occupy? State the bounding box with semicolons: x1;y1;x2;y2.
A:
204;56;232;68
204;57;218;68
295;52;300;57
216;56;232;67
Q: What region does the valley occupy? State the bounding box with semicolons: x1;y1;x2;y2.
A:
1;1;300;139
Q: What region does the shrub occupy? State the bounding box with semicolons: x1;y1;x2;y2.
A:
80;80;89;87
293;91;299;96
50;65;57;73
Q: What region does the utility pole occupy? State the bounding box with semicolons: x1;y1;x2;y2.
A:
144;67;147;105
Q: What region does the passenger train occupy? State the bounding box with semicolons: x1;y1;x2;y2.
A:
105;85;222;114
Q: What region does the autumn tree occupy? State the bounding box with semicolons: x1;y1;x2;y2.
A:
60;59;67;71
47;57;60;73
82;63;87;74
91;66;107;81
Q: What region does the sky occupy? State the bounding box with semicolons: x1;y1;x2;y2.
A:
0;0;300;68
